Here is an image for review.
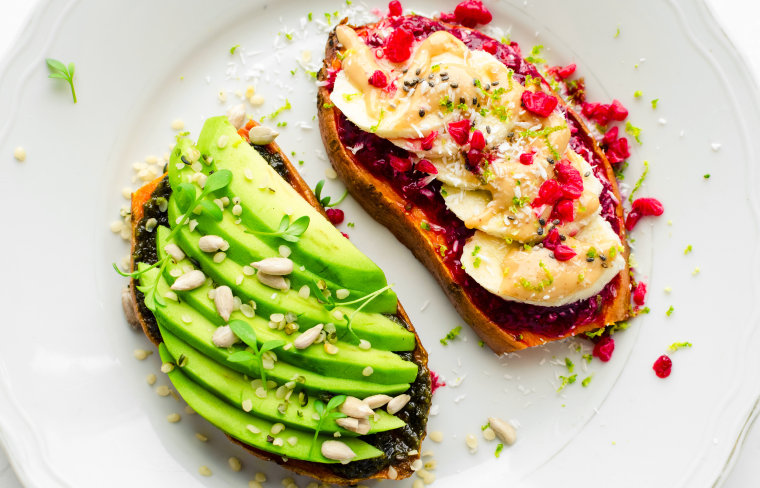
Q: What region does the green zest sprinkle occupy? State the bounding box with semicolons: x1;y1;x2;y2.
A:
519;124;567;139
565;357;574;373
651;99;659;109
347;222;355;228
584;328;605;339
557;374;577;392
666;306;674;317
261;99;292;121
438;244;448;257
440;326;462;346
614;26;620;38
473;257;481;268
634;90;643;98
684;245;693;255
704;174;711;179
322;102;335;109
625;121;642;144
525;44;546;64
628;160;649;203
481;422;490;431
478;340;485;348
582;375;593;387
668;341;692;352
420;221;431;231
230;44;240;54
369;109;385;133
495;443;504;458
582;353;592;363
45;58;77;103
307;12;313;21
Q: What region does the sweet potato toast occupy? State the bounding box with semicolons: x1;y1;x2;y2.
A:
317;16;630;354
126;119;430;484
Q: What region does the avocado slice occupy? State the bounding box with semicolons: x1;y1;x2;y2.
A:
194;116;396;308
157;343;383;463
162;222;415;352
166;138;393;313
151;234;418;384
159;327;405;435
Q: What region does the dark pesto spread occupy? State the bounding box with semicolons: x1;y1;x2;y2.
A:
252;143;290;180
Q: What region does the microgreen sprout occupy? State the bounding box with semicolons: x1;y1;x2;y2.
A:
45;58;77;103
310;395;347;457
314;179;348;208
311;283;394;343
247;214;310;242
227;320;285;388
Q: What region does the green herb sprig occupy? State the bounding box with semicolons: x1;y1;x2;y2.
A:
310;395;347;457
227;320;286;388
313;283;394;343
45;58;77;103
246;214;310;243
314;180;348;208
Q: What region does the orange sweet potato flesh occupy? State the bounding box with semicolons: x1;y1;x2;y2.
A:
317;20;630;354
127;121;428;484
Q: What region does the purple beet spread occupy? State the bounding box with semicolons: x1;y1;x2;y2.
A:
332;16;623;340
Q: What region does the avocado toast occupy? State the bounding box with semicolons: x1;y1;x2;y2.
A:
124;115;431;484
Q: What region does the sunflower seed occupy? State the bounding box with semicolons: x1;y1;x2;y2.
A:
488;417;516;445
335;417;370;435
386;394;411;415
199;235;229;253
293;323;323;349
256;272;289;290
248;126;279;145
340;396;374;419
227;104;247;129
164;243;185;261
363;394;392;409
320;440;356;462
171;270;206;290
121;287;139;329
212;325;239;348
251;257;293;275
214;286;234;321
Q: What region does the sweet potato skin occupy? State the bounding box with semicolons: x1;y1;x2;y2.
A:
317;21;630;354
127;121;428;485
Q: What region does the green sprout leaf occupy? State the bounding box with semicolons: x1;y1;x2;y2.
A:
46;58;77;103
199;199;223;221
203;170;233;193
174;183;196;212
229;320;258;349
310;395;346;457
314;179;348;208
247;214;311;243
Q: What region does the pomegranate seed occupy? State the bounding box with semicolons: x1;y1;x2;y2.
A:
388;0;403;17
609;99;629;121
602;126;619;146
606;137;630;164
625;210;641;231
556;63;576;79
465;149;484;168
469;130;486;151
519;152;535;165
447;119;471;145
384;28;414;63
553;244;577;261
521;90;558;117
653;355;672;378
430;370;446;394
326;208;345;225
481;38;500;55
420;130;438;151
368;70;388;88
453;0;493;28
439;11;457;23
632;281;647;306
554;198;575;223
341;232;350;239
582;100;629;126
593;336;615;362
554;160;584;200
416;159;438;174
632;197;664;216
389;155;412;172
543;227;561;250
532;179;563;207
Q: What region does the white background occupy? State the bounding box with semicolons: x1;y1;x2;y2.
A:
0;1;757;487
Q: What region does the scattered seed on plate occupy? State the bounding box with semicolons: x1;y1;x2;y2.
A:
133;349;152;360
429;430;443;443
13;146;26;162
195;433;208;442
146;374;156;385
465;433;478;452
167;413;181;423
198;465;212;477
156;385;171;397
228;456;242;472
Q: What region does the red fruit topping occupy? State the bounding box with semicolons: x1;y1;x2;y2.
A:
388;0;403;17
552;244;577;261
554;198;575;223
554;160;584;200
556;63;576;79
480;38;500;55
521;90;559;117
469;130;486;151
543;227;561;249
420;130;438;151
632;281;647;306
582;99;629;126
465;149;484;169
606;137;630;164
389;155;412;172
326;208;345;225
519;152;535;165
368;70;388;88
593;336;615;362
653;355;672;378
453;0;493;28
384;28;414;63
625;198;664;231
439;11;457;23
602;126;619;146
341;232;350;239
430;370;446;394
532;179;563;207
416;159;438;174
447;119;471;145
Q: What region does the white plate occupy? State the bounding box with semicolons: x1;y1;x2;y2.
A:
1;0;759;486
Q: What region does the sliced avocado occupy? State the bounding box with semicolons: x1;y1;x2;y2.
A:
159;327;405;435
139;267;412;397
157;343;383;463
161;223;415;352
166;139;388;312
194;116;396;309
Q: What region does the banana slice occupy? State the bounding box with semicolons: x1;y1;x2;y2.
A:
461;215;625;306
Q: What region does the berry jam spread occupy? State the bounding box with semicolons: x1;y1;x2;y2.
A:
332;16;623;340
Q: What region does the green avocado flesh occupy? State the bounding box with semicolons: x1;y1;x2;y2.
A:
158;343;383;463
134;119;424;469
